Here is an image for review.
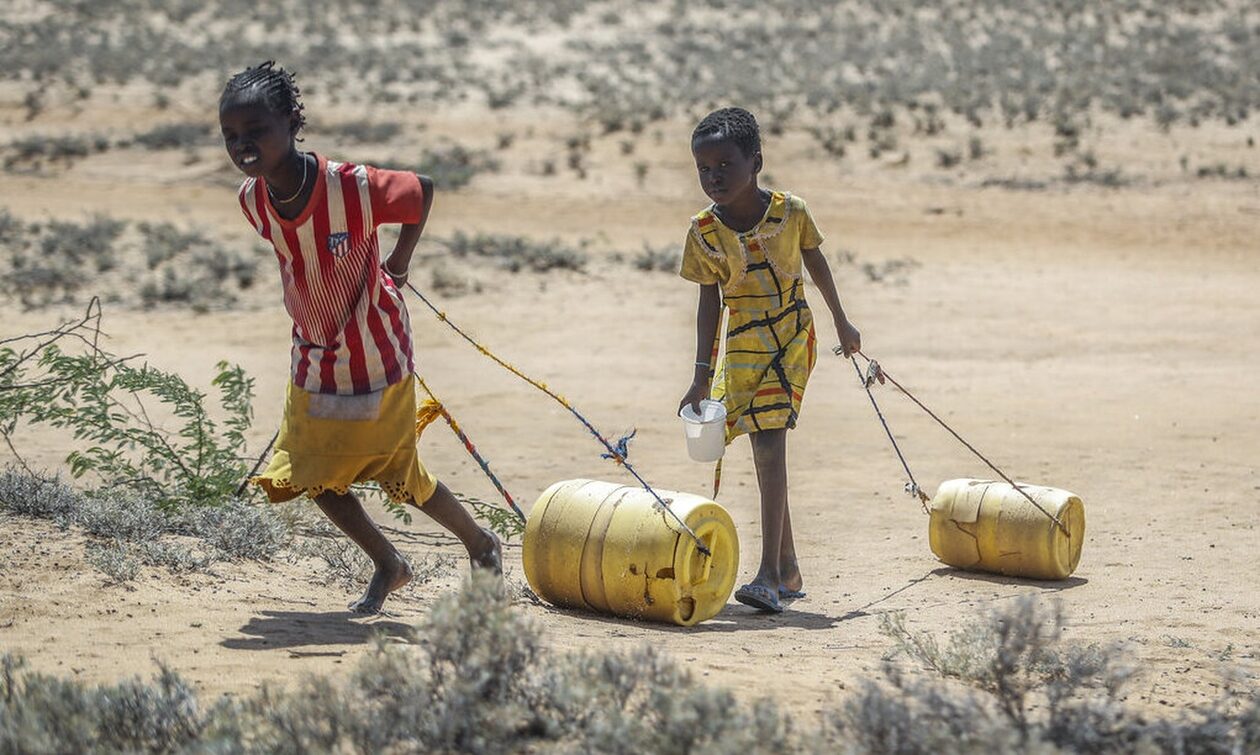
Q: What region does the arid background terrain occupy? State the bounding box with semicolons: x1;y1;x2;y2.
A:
1;0;1258;748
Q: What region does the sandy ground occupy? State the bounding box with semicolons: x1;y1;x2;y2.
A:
1;103;1258;720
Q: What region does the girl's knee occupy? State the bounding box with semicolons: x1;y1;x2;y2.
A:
750;428;788;451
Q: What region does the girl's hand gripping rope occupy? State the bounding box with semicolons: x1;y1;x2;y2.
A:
833;318;863;359
845;349;1069;534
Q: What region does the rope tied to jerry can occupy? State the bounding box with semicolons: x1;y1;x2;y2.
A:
839;347;1070;537
403;281;712;557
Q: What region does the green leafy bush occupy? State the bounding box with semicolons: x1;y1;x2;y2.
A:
0;303;255;509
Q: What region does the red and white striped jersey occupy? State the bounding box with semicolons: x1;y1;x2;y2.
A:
237;153;421;395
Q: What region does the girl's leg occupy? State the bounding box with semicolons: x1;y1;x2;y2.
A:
779;501;803;595
414;482;501;572
315;490;413;613
749;428;789;591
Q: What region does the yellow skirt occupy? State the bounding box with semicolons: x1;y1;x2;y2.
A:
714;298;817;443
253;375;439;505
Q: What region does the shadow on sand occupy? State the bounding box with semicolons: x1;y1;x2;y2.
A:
928;566;1089;592
221;610;413;651
527;566;1088;633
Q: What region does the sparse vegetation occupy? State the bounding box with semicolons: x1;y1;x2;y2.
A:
0;585;1255;753
3;1;1252;166
132;122;212;151
968;135;986;161
632;244;679;272
300;535;455;591
135;222;260;311
1196;162;1250;180
936;148;963;169
0;214;125;308
829;253;922;287
3;134;108;172
0;213;261;311
333;119;403;145
398;144;500;190
0;303;526;556
980;176;1051;192
827;597;1260;754
429;261;480;297
0;468;291;582
443;231;587;273
462;491;525;541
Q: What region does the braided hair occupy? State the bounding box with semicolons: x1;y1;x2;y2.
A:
691;107;760;158
220;61;306;138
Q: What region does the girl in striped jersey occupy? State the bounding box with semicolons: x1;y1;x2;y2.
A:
219;62;501;614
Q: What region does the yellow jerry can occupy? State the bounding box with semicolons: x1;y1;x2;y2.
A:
522;479;739;626
929;478;1085;580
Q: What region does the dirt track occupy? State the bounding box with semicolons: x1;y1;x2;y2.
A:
4;108;1258;715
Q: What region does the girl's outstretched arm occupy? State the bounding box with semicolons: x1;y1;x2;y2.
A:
802;247;862;357
383;174;435;286
678;283;721;414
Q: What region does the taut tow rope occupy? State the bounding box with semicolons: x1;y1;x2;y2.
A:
413;372;526;524
845;352;930;512
403;281;711;556
840;347;1069;536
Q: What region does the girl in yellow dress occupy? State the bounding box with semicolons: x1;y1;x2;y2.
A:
678;107;863;613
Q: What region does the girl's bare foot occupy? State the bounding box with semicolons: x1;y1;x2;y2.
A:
470;528;502;576
349;555;413;614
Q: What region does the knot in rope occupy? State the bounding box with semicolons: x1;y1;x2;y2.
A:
415;399;446;437
600;429;636;465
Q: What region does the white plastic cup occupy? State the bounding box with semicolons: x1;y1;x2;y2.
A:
679;399;727;463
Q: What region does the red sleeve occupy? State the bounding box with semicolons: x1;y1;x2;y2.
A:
237;181;259;233
366;166;424;226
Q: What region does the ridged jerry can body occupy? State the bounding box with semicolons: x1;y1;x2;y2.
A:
522;479;739;626
929;478;1085;580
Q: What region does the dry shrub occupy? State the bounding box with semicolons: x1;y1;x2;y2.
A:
0;468;291;583
0;585;1256;753
827;597;1260;754
0;655;209;753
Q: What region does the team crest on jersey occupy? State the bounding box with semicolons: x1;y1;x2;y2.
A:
326;231;352;258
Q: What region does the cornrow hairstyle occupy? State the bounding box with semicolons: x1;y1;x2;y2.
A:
691;107;760;158
220;61;306;139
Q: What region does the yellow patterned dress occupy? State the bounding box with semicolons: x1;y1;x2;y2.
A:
680;191;824;445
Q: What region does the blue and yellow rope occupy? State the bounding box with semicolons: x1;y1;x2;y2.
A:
413;372;526;524
403;281;711;556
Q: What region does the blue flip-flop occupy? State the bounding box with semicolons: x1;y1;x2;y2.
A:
779;587;806;600
735;583;783;613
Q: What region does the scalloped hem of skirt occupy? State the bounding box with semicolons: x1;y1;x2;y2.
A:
252;475;432;506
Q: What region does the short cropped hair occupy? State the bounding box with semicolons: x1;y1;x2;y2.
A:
691;107;761;158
